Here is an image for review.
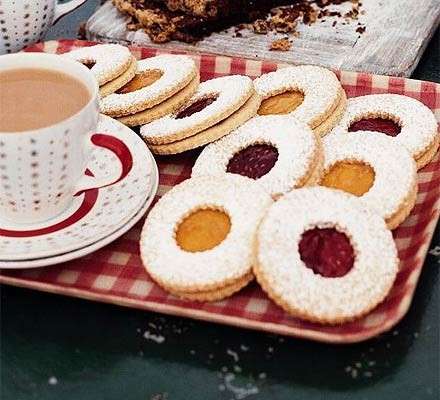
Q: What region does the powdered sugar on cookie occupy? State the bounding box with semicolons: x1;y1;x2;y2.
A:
140;175;272;292
254;65;343;128
330;94;439;164
192;115;321;198
64;44;133;86
140;75;254;144
322;133;417;225
100;54;197;116
255;187;399;324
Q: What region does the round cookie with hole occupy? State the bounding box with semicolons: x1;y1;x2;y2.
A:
255;186;399;324
140;75;256;144
254;65;347;136
100;54;198;118
117;74;200;127
140;175;273;301
192;115;323;199
320;133;417;229
146;93;261;155
63;44;137;96
330;93;439;170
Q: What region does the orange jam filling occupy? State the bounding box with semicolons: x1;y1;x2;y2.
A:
321;161;375;197
176;209;231;252
117;69;163;94
257;91;304;115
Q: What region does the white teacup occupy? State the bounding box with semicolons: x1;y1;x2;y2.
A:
0;52;118;224
0;0;87;54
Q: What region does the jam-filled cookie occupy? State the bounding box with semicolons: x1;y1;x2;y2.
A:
254;65;347;136
140;175;272;301
100;54;199;123
330;94;439;169
64;44;137;97
192;115;323;198
255;187;399;324
140;75;261;154
320;133;417;229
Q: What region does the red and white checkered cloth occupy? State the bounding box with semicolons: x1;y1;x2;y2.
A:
1;40;439;343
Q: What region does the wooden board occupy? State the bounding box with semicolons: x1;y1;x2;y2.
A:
85;0;440;77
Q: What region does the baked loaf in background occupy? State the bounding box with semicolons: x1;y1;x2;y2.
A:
113;0;294;42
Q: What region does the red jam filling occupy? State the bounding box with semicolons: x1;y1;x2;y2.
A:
82;61;96;69
349;118;401;137
175;95;217;119
226;144;279;179
298;227;355;278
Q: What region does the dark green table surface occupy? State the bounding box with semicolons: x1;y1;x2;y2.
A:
1;2;439;399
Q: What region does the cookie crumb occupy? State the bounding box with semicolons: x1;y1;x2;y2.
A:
227;348;240;362
270;38;291;51
253;19;269;34
258;372;267;380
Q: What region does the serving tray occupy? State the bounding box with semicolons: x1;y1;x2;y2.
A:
1;39;439;343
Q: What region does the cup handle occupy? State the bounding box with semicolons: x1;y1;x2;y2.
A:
53;0;88;24
73;133;133;197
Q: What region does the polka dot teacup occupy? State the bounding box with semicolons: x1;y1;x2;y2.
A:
0;0;87;54
0;52;103;224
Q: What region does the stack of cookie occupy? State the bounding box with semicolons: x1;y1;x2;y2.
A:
140;75;262;155
254;187;399;324
192;115;323;199
329;93;440;169
254;65;347;137
64;44;138;98
100;54;200;127
140;175;272;302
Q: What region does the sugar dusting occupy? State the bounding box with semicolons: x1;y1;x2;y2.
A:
331;93;438;160
429;245;440;263
143;330;166;344
222;373;259;400
48;376;58;385
227;349;240;363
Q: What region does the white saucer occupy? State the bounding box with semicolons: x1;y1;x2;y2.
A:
0;115;158;263
0;182;157;269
